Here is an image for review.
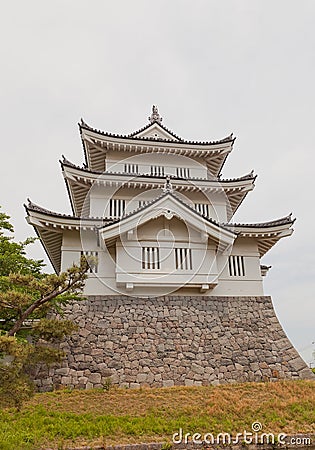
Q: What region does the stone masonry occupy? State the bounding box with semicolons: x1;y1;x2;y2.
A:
34;296;314;391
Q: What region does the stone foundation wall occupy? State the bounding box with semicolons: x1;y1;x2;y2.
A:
34;296;314;391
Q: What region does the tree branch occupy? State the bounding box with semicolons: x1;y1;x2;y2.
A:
7;267;88;336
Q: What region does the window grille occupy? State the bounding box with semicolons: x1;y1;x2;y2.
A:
142;247;160;269
176;167;190;178
175;248;192;270
124;163;138;174
228;255;245;277
81;251;98;273
150;165;165;177
109;199;125;218
194;203;210;217
138;200;148;208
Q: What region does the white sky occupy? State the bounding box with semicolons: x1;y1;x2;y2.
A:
0;1;314;364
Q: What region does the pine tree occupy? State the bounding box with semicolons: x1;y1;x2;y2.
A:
0;207;89;408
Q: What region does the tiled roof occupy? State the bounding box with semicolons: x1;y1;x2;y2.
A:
226;214;295;228
26;198;293;234
26;199;66;216
60;155;80;169
79;119;235;147
25;199;111;223
61;158;255;184
219;171;256;183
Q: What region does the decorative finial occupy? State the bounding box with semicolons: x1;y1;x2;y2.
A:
163;176;173;193
149;105;162;124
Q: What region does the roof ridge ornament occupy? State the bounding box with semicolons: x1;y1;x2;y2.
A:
148;105;162;124
163;175;174;193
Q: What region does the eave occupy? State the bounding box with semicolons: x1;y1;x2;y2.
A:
226;215;295;257
61;160;255;220
79;123;235;176
25;201;107;273
24;198;295;269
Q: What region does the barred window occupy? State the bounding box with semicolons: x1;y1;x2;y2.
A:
176;167;190;178
124;163;138;174
138;200;148;208
175;248;192;270
81;251;98;273
194;203;210;217
142;247;160;269
150;165;165;177
109;199;125;218
228;255;245;277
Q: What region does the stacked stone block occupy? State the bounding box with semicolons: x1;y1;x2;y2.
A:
34;296;314;391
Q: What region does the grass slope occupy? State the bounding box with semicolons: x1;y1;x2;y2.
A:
0;380;314;450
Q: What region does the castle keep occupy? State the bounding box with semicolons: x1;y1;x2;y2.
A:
26;107;313;389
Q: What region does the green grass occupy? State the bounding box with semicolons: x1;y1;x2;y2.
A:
0;380;314;450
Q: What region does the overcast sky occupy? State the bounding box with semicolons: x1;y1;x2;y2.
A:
0;1;314;364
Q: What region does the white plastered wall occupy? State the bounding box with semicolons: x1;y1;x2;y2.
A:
59;222;264;297
89;186;228;223
105;151;208;179
214;237;263;295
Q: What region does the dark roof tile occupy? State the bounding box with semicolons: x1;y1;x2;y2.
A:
79;120;235;147
61;159;255;184
225;214;295;228
25;199;112;223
